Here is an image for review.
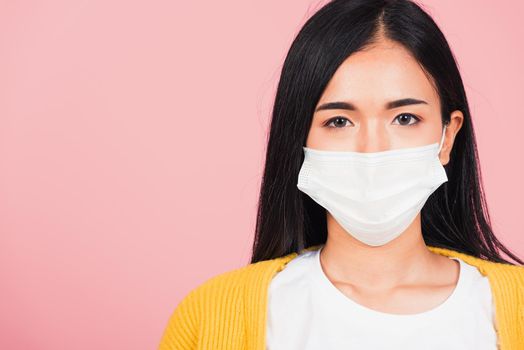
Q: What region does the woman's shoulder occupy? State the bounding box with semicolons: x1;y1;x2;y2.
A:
158;254;297;350
476;258;524;292
428;245;524;280
479;258;524;287
187;247;315;297
190;261;275;298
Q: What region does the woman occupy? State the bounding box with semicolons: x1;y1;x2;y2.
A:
159;0;524;349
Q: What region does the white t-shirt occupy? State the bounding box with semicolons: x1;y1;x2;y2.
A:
266;245;498;349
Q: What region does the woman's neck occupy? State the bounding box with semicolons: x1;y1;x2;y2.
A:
321;212;444;291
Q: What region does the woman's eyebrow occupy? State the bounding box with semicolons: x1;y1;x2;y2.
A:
315;98;428;112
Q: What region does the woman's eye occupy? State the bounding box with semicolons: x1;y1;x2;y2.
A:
325;116;352;129
393;113;421;126
324;114;420;130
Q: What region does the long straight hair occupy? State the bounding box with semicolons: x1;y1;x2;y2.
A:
250;0;523;265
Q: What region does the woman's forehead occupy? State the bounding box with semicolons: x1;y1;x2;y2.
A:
319;43;439;109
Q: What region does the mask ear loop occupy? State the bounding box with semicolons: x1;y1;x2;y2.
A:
437;123;448;156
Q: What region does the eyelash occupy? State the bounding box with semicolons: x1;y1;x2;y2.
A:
323;113;421;130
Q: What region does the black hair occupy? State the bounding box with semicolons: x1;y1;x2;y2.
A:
250;0;523;265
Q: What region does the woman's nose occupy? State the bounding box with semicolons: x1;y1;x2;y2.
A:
354;125;391;153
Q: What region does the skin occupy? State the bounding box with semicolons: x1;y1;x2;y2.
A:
308;36;464;315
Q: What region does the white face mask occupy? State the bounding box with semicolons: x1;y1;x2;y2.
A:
297;124;448;247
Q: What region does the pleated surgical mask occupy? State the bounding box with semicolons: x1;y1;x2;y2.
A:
297;124;448;246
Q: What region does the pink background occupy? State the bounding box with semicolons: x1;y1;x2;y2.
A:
1;1;523;349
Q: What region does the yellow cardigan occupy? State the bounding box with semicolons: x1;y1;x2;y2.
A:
159;245;524;350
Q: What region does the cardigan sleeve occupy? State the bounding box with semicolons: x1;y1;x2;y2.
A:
158;287;201;350
156;265;252;350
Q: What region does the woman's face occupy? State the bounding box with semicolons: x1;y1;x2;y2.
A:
307;39;462;164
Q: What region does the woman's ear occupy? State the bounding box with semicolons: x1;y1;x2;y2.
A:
439;110;464;166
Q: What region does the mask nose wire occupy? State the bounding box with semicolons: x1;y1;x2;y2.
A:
437;123;447;155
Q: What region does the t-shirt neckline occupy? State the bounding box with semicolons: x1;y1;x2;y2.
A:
311;245;468;322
